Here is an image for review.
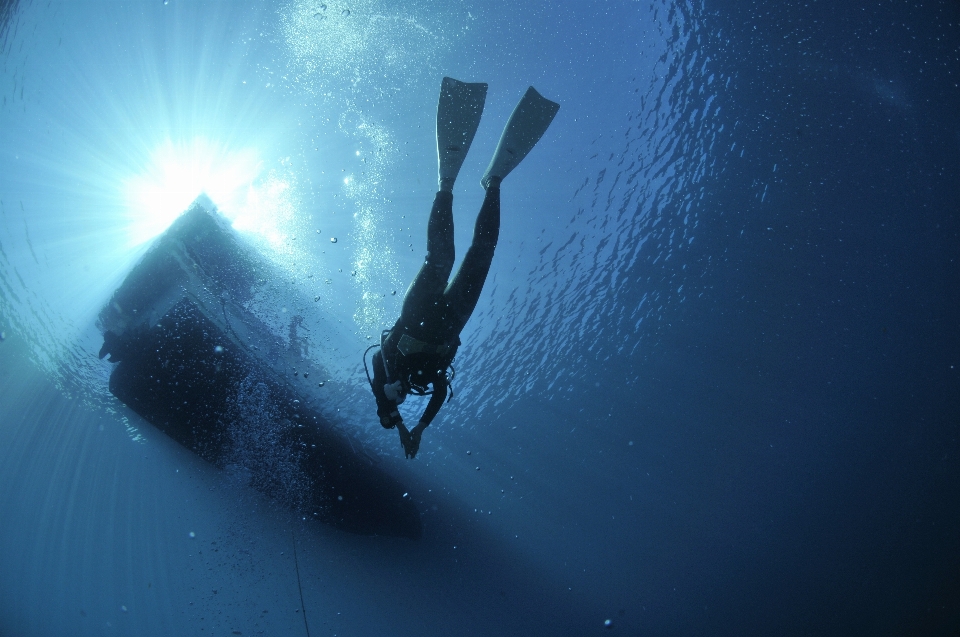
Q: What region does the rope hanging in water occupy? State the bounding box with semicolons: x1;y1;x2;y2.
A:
291;528;311;637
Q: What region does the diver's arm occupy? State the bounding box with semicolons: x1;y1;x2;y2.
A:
402;377;447;458
372;350;402;428
419;376;448;427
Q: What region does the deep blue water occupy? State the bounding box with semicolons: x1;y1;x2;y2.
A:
1;1;958;635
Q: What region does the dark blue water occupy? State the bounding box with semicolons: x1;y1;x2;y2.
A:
1;1;958;635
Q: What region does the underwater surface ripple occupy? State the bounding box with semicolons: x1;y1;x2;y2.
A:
458;0;727;414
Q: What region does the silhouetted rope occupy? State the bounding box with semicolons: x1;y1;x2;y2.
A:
291;529;311;637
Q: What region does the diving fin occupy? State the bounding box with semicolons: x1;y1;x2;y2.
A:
437;77;488;191
481;86;560;189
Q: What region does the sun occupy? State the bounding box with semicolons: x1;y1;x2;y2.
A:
123;138;263;246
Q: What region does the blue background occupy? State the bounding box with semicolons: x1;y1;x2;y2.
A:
1;0;958;635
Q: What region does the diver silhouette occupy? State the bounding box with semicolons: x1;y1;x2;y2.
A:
366;77;559;458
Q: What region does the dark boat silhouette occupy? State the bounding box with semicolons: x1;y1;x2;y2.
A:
98;196;420;539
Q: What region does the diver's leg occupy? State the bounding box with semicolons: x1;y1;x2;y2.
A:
399;191;456;322
443;182;500;333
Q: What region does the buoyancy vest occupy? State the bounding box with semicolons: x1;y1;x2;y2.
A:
382;327;459;395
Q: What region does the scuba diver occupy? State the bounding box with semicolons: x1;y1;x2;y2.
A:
366;77;559;458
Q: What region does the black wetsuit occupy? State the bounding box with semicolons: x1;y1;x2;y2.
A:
372;184;500;428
